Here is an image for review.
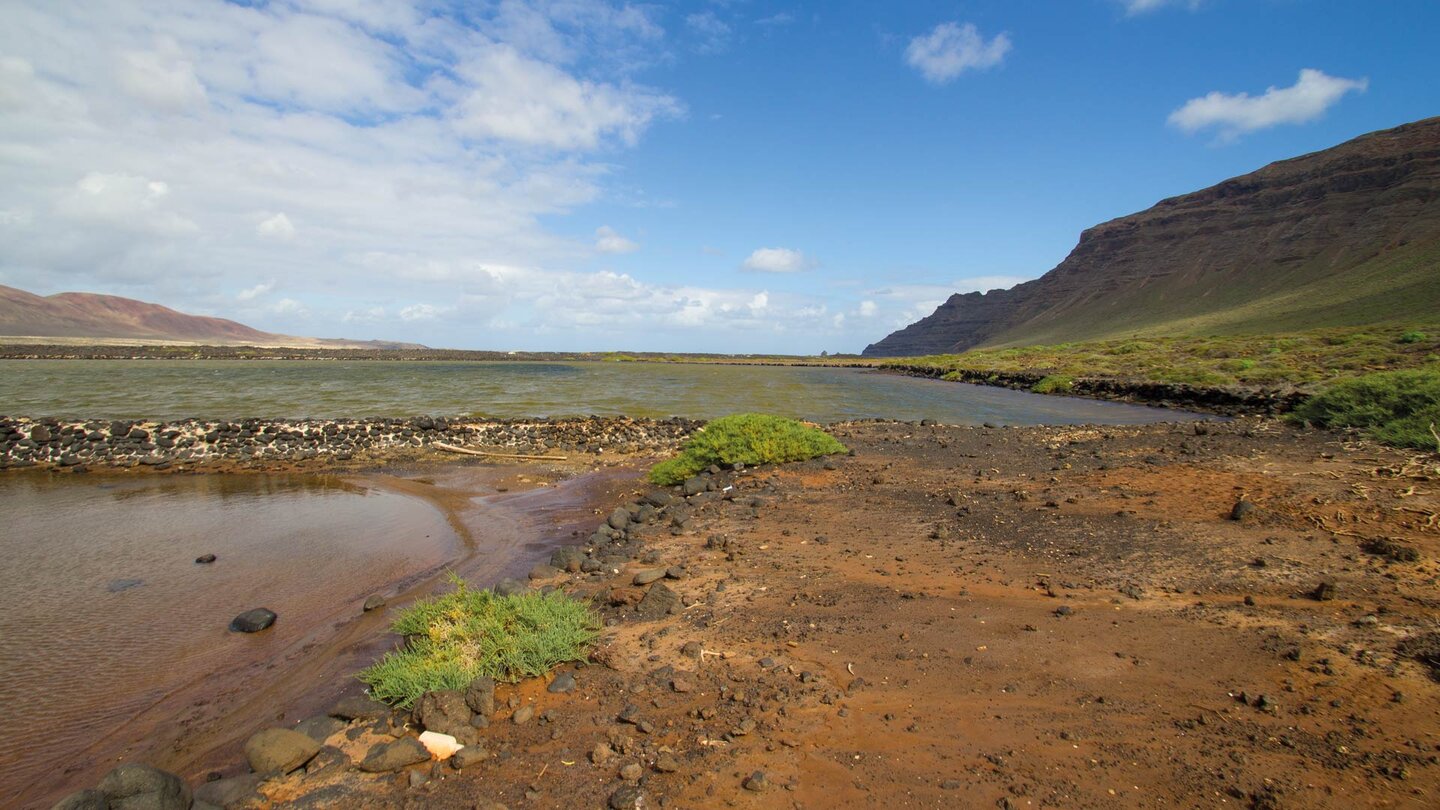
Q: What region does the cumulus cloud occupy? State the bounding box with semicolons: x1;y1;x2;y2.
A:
1168;69;1368;140
256;213;295;240
905;22;1011;84
237;280;274;301
594;225;639;254
449;45;681;149
742;247;815;273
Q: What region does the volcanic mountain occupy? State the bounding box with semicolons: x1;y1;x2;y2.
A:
0;284;420;349
864;116;1440;356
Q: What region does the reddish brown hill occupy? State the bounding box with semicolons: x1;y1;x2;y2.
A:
0;284;425;349
0;284;278;343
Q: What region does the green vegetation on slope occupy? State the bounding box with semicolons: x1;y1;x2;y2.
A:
359;577;599;708
886;325;1440;389
1290;370;1440;450
649;413;847;485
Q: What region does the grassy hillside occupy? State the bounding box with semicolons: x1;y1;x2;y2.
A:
981;237;1440;349
887;324;1440;389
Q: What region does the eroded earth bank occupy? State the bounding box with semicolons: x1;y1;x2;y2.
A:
41;418;1440;809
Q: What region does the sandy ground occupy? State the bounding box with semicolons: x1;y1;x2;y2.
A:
62;418;1440;809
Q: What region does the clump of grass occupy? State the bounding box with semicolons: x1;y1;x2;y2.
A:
1031;374;1074;394
1290;369;1440;450
359;576;599;708
1400;330;1428;344
649;413;846;485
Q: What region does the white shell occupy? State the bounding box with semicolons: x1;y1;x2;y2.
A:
417;730;465;759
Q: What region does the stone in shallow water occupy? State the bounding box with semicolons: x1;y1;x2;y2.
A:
106;578;144;593
195;553;217;564
229;608;277;633
362;594;385;611
95;763;192;810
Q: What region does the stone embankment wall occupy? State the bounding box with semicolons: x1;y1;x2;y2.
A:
0;415;702;471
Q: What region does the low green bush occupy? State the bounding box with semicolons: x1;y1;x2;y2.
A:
1031;374;1074;394
1290;370;1440;450
648;413;846;485
359;577;599;708
1400;330;1428;344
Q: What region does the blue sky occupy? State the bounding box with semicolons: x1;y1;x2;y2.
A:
1;1;1437;352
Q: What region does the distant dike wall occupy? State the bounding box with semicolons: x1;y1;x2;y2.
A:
878;364;1306;417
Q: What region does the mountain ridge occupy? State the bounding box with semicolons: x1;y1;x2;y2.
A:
864;116;1440;357
0;284;424;350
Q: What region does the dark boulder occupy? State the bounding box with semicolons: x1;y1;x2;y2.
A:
95;763;192;810
464;676;496;717
413;689;472;738
636;583;680;620
358;737;429;773
193;774;263;809
229;608;277;633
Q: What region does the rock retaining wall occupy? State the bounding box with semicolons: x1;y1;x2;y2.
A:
0;415;702;471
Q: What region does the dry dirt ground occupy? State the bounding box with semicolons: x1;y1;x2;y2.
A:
248;418;1439;809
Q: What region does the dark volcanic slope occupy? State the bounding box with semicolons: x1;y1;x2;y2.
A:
0;284;278;343
866;116;1440;356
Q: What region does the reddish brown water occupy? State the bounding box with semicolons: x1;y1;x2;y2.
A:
0;463;631;809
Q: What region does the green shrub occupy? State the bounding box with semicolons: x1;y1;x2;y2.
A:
1031;374;1074;394
1400;330;1428;344
648;413;846;485
359;577;599;708
1290;370;1440;450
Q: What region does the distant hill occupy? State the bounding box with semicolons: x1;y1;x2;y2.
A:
0;284;424;350
864;116;1440;356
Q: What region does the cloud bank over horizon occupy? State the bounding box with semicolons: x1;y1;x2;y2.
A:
0;1;1425;353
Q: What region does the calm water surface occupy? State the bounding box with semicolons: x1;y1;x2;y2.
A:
0;360;1205;424
0;473;457;806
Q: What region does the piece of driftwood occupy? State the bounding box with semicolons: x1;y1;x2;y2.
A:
433;442;568;461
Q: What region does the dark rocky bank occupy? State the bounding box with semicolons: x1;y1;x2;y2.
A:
0;415;701;472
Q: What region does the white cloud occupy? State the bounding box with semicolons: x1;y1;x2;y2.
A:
271;297;308;316
117;39;207;111
256;213;296;240
685;11;732;54
905;22;1011;84
450;45;680;150
1168;69;1368;140
756;13;795;27
742;247;815;273
399;303;445;321
343;306;386;323
1120;0;1203;15
594;225;639;254
237;280;274;301
858;300;877;317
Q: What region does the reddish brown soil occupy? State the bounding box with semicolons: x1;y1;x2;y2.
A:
120;420;1440;808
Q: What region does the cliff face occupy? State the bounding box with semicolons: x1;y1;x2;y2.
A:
864;116;1440;356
